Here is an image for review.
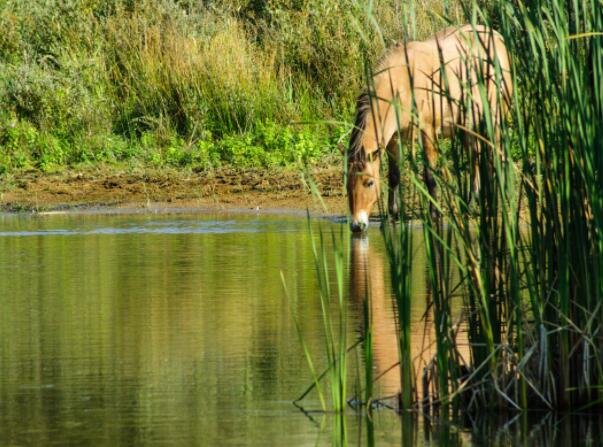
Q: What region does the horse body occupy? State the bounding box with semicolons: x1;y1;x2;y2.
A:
348;24;512;232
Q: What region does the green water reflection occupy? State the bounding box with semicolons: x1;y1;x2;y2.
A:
0;211;599;446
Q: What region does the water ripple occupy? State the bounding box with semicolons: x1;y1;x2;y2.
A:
0;219;301;237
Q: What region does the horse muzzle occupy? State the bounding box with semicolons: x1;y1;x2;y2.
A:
350;211;369;233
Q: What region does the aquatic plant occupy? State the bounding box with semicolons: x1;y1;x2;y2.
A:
286;217;351;424
298;0;603;418
376;0;603;412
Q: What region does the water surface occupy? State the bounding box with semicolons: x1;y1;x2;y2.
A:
0;211;596;445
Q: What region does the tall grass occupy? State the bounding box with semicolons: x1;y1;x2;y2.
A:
288;219;350;419
0;0;464;173
501;0;603;409
297;0;603;417
370;0;603;412
381;163;415;410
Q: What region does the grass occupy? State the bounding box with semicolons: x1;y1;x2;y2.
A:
0;0;466;174
379;0;603;413
286;216;351;446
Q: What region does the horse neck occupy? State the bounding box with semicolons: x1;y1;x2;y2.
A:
362;95;408;155
360;112;382;155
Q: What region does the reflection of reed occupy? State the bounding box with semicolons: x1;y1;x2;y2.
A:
463;411;603;447
349;235;470;408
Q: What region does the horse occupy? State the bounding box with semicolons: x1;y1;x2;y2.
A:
347;24;512;233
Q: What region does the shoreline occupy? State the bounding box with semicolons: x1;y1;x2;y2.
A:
0;164;347;216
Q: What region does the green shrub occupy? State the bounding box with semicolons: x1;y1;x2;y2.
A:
0;0;466;173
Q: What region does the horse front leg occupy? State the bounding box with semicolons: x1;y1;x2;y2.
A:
421;131;440;221
387;137;401;220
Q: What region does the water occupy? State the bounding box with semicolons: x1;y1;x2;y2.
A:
0;211;598;446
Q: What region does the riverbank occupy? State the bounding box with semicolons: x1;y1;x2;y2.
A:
0;164;346;215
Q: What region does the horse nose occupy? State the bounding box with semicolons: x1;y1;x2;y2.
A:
350;221;367;233
350;212;369;233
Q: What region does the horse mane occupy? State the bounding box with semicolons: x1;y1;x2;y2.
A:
348;91;371;163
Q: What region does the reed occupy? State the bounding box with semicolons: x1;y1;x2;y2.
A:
500;0;603;409
301;0;603;416
380;153;416;410
290;218;350;416
378;0;603;412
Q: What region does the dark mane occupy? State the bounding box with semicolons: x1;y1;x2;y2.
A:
348;91;371;163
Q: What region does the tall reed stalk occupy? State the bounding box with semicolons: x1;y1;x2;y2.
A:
431;0;601;411
363;0;603;412
380;148;415;410
300;0;603;419
289;218;350;414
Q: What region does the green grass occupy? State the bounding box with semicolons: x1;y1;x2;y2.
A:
0;0;464;174
286;217;351;434
377;0;603;412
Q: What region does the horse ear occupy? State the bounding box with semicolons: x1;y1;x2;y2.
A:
337;143;346;156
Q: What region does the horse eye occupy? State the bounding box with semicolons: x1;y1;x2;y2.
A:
366;180;374;188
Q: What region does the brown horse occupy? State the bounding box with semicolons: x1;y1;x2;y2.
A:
347;24;512;232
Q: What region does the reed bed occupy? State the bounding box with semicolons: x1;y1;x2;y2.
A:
379;0;603;413
299;0;603;421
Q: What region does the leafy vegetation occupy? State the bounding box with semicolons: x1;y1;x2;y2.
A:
0;0;462;173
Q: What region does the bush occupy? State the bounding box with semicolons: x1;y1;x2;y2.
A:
0;0;464;173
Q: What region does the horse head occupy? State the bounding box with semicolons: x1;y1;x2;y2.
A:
347;149;381;233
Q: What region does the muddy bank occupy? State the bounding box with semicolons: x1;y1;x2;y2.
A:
0;165;347;215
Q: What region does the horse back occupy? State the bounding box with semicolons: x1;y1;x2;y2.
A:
410;24;512;135
362;24;512;150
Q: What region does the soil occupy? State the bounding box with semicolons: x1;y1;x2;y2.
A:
0;164;347;215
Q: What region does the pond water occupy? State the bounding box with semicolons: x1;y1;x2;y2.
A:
0;210;599;446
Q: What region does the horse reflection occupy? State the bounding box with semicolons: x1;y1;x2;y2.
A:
349;235;470;407
350;236;405;398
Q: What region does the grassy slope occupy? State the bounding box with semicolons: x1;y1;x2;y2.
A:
0;0;461;175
